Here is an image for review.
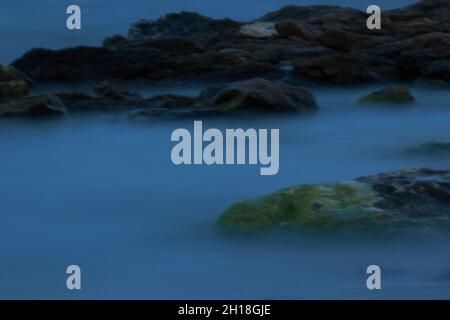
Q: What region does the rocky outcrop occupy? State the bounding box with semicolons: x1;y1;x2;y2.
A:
9;1;450;84
55;83;148;112
0;94;66;118
130;78;317;120
128;12;241;40
358;87;415;105
217;168;450;235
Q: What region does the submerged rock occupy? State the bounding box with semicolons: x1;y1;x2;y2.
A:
0;94;66;118
55;83;148;112
201;78;317;113
145;94;197;109
358;87;415;105
93;81;143;101
129;78;318;120
404;141;450;156
217;168;450;234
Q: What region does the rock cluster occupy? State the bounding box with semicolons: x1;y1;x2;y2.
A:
9;0;450;85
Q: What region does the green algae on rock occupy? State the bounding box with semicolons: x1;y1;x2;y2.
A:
217;168;450;234
358;87;415;105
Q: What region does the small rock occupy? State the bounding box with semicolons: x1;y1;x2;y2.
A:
0;94;66;118
358;87;415;105
202;78;317;113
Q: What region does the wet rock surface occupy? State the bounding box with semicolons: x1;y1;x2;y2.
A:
9;0;450;84
217;168;450;235
0;94;66;118
358;87;415;105
130;78;317;120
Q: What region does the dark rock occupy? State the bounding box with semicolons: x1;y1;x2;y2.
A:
93;81;143;101
12;46;168;81
292;52;394;84
128;12;241;40
10;1;450;84
144;94;197;108
423;59;450;83
0;65;32;83
275;20;321;40
0;80;30;98
201;78;317;113
55;83;149;112
0;94;66;118
103;34;128;47
358;87;415;105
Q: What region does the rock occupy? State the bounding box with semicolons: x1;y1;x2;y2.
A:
55;84;149;112
275;20;320;40
217;168;450;234
0;94;66;118
103;34;128;47
0;80;30;98
423;59;450;83
0;65;32;83
144;94;197;108
404;141;450;156
10;1;450;84
128;78;317;120
358;87;415;105
128;12;241;40
292;52;393;84
12;46;167;81
93;81;142;101
239;23;278;38
129;107;224;121
201;78;317;113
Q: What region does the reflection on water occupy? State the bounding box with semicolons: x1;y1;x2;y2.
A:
0;84;449;298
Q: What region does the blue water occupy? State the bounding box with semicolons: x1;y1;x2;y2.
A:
2;0;450;299
0;0;416;63
1;83;450;299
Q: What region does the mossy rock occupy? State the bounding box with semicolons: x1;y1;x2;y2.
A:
217;169;450;235
358;87;415;105
217;182;391;233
